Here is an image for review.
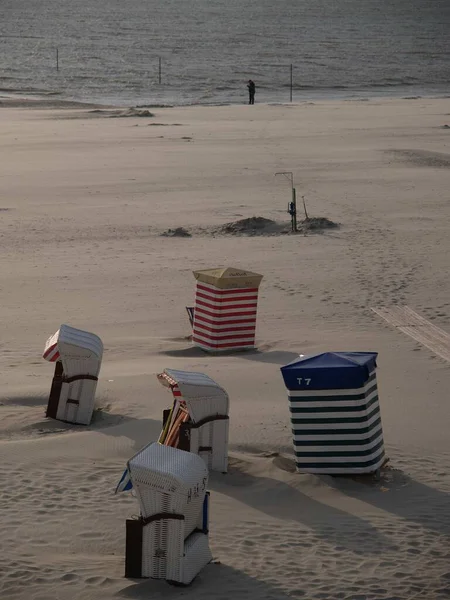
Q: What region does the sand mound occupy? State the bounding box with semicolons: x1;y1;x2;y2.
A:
187;216;341;237
300;217;339;231
160;227;192;237
213;217;287;236
209;216;339;236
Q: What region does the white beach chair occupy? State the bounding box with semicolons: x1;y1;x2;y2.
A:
158;368;229;473
125;442;212;584
43;324;103;425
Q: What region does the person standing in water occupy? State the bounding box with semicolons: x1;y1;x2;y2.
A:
247;80;256;104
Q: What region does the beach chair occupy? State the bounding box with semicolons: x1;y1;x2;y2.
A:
124;442;212;584
281;352;386;475
42;324;103;425
157;368;229;473
191;267;263;352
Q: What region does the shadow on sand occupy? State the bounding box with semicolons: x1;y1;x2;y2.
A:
16;407;161;452
325;464;450;536
94;415;162;452
116;562;294;600
209;455;395;556
0;394;48;407
160;345;299;365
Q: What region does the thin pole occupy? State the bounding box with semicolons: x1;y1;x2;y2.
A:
56;48;59;71
158;57;161;84
290;64;293;102
275;171;297;232
302;195;309;220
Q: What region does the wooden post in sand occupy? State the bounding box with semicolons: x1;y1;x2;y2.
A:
56;48;59;71
275;171;298;232
158;57;161;84
290;64;293;102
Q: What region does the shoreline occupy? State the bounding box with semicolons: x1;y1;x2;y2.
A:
1;86;449;111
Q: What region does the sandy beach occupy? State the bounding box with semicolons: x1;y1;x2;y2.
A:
1;96;450;600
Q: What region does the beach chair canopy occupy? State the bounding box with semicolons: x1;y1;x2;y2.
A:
128;442;208;498
281;352;378;391
128;442;208;532
43;324;103;376
193;267;263;290
157;368;229;422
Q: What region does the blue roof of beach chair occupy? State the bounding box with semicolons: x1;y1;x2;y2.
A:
280;352;378;390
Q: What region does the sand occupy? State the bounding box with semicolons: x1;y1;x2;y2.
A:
1;96;450;600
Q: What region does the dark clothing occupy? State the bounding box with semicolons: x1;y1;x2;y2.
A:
247;80;255;105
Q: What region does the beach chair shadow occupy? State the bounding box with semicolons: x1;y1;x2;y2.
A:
92;416;163;451
323;464;450;536
237;349;300;365
17;412;160;445
0;394;47;407
116;562;294;599
209;455;394;556
160;345;299;364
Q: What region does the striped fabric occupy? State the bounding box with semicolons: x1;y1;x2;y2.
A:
192;281;259;351
288;372;385;474
157;371;183;397
43;343;60;362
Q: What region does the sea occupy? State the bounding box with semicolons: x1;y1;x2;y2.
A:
1;0;449;107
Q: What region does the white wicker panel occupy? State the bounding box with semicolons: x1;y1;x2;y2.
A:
141;519;185;580
184;396;229;425
129;443;208;494
62;357;101;379
164;369;222;390
175;532;213;585
57;324;103;359
210;420;229;473
44;326;103;374
189;428;200;455
188;421;228;473
129;444;209;537
133;482;205;536
74;379;97;425
55;382;70;422
54;379;97;425
133;488;173;521
63;401;78;424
